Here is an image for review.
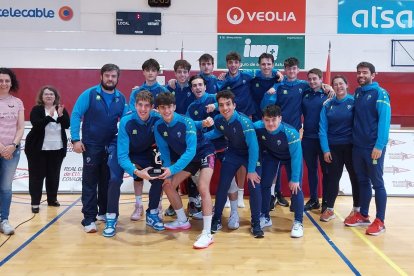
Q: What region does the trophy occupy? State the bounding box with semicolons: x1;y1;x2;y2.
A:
148;148;164;177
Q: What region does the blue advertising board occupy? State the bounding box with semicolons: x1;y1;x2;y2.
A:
338;0;414;34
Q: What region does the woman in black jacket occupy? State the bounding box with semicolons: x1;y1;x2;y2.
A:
25;85;70;213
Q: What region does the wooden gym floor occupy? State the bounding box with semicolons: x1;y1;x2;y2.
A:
0;194;413;275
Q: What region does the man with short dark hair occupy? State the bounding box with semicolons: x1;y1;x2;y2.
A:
71;64;128;233
344;62;391;236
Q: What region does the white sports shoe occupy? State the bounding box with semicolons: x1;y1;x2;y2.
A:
130;203;144;221
260;216;273;229
291;221;304;238
224;198;230;208
237;198;245;208
193;231;214;249
164;219;191;230
0;220;15;235
228;212;240;230
84;222;97;233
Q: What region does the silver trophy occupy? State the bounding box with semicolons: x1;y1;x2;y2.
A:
149;148;164;177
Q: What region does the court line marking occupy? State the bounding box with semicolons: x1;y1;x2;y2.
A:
305;211;361;275
335;211;408;276
0;197;81;267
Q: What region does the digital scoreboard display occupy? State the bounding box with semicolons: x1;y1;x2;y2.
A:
116;12;161;35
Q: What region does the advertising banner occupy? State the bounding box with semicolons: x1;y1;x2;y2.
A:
338;0;414;34
217;0;306;33
0;0;80;31
217;35;305;70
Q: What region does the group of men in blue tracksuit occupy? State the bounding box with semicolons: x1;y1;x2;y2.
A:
70;55;390;250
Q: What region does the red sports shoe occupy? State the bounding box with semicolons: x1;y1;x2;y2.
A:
344;212;371;227
366;218;386;236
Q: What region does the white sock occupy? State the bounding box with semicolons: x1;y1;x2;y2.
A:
32;205;39;208
106;213;116;219
238;189;244;200
203;215;212;233
150;208;158;215
353;207;360;212
327;207;334;211
175;208;187;222
271;184;276;196
135;195;142;205
230;200;238;214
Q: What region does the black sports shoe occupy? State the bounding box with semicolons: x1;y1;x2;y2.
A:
251;222;264;238
276;193;290;207
304;199;320;211
211;219;222;234
164;205;176;216
269;195;277;211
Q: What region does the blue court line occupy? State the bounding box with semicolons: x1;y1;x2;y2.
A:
0;197;81;267
305;211;361;276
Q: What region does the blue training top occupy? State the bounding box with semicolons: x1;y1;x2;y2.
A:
352;82;391;150
186;93;227;151
205;111;259;173
250;70;279;121
129;82;168;111
218;71;256;116
302;88;328;139
117;111;161;176
200;72;221;94
254;121;302;183
166;81;195;115
269;77;309;131
154;113;214;176
70;84;127;146
319;94;354;153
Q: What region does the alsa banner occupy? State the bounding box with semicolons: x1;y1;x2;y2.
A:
0;0;80;31
218;0;306;33
338;0;414;34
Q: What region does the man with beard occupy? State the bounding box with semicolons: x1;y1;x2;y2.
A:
71;64;128;233
344;62;391;236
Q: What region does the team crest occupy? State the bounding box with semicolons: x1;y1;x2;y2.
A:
233;127;237;134
256;83;260;87
96;95;101;101
163;131;168;137
347;105;352;109
220;125;224;130
86;157;91;163
243;80;246;84
277;140;281;146
132;129;137;135
172;92;175;95
227;86;231;90
367;95;372;100
115;98;119;102
187;92;191;97
299;88;302;93
262;135;266;140
177;131;182;138
283;90;288;94
194;110;199;116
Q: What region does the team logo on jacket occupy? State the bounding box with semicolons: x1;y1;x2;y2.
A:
132;129;137;135
220;125;224;130
227;86;231;90
177;131;182;138
243;80;246;84
115;98;119;102
86;157;91;163
96;95;101;100
194;110;199;116
262;135;266;140
299;88;303;93
367;95;372;101
283;90;288;94
163;131;168;137
187;92;191;97
356;93;360;99
277;140;281;146
347;105;352;110
256;83;260;87
233;127;237;134
172;92;176;95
